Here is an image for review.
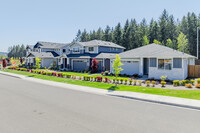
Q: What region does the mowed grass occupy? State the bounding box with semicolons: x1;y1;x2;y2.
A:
2;69;200;100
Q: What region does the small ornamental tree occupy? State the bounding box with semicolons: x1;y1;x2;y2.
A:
112;54;123;86
35;57;41;69
20;57;23;64
2;59;7;69
91;58;98;73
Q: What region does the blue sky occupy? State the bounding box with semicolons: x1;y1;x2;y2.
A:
1;0;200;52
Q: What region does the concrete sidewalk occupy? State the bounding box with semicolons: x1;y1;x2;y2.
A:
0;71;200;110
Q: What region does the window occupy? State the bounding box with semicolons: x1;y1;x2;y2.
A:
63;49;66;53
150;58;157;67
158;59;172;70
173;58;182;68
73;48;79;52
89;47;94;52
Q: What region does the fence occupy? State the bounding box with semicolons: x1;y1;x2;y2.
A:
188;65;200;78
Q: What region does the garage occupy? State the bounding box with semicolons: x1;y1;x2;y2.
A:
121;61;140;75
73;60;88;71
42;58;54;68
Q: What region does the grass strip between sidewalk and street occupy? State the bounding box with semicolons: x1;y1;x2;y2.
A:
1;69;200;100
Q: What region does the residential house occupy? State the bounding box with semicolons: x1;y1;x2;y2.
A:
59;40;125;72
110;43;196;80
26;42;70;68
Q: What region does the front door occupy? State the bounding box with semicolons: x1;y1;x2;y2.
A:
143;58;149;75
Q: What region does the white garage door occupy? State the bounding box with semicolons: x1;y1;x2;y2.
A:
121;61;139;75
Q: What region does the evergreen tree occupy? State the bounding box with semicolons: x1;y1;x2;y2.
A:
104;25;111;41
122;19;131;48
113;23;123;45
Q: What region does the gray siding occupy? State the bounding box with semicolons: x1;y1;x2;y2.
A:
98;46;123;53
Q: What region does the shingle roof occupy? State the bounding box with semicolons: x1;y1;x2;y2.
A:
95;53;117;58
26;45;34;50
118;43;196;58
27;52;59;58
75;40;125;49
36;41;69;49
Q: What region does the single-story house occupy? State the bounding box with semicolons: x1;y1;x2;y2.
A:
110;43;196;80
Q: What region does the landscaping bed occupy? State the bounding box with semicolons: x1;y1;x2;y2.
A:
2;67;200;100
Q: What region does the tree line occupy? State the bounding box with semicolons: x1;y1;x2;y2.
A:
7;44;26;58
74;9;200;58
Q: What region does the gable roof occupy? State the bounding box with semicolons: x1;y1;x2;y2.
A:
26;45;34;50
34;41;69;49
95;53;117;58
119;43;196;58
72;40;125;49
27;51;59;58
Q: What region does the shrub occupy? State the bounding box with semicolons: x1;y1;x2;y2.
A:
160;75;167;81
96;77;103;82
138;80;142;86
145;80;150;87
161;81;166;87
120;79;124;84
181;80;187;86
57;73;63;77
52;72;57;76
2;59;7;68
190;79;195;85
185;84;193;88
195;84;200;88
185;80;190;84
46;72;53;76
124;79;128;84
151;81;156;87
197;78;200;84
91;58;98;73
116;78;120;84
173;80;180;86
113;79;116;83
133;79;137;85
105;77;111;83
129;79;133;85
42;72;47;75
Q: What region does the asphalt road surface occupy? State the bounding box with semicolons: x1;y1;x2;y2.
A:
0;74;199;133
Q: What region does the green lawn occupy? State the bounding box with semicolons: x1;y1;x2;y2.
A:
2;69;200;100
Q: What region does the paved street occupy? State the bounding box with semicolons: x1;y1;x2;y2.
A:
0;74;199;133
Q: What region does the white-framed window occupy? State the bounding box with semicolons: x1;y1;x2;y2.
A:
73;47;79;52
89;47;94;52
158;59;172;70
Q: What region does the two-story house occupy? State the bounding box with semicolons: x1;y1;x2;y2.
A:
60;40;125;72
26;41;70;68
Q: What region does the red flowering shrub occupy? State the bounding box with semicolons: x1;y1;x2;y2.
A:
2;59;7;68
52;72;57;76
105;77;111;83
57;73;63;77
12;66;16;70
27;69;30;72
96;77;102;82
91;58;98;73
20;57;23;64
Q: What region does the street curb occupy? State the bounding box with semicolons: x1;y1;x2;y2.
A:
1;71;200;110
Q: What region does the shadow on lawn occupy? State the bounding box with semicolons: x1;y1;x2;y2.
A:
108;86;119;92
